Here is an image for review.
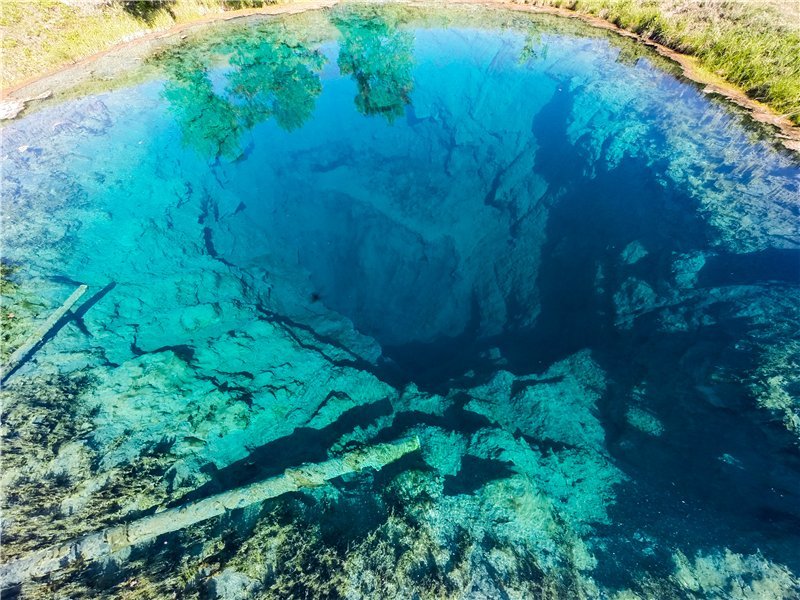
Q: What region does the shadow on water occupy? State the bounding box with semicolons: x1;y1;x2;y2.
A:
443;455;516;496
381;294;496;394
175;398;395;503
697;248;800;287
375;393;495;444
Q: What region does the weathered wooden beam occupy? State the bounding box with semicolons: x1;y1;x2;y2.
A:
1;284;88;382
0;436;420;588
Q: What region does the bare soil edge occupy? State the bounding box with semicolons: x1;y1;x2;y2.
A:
1;0;798;153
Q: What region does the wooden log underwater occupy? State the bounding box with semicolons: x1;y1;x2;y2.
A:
0;436;421;588
1;284;88;382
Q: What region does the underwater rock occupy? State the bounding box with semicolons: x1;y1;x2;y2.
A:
613;277;658;329
47;440;93;485
209;569;260;600
376;351;625;580
465;350;608;450
179;302;220;332
672;550;800;599
87;316;398;475
750;340;800;443
625;406;665;437
672;251;707;290
620;240;649;265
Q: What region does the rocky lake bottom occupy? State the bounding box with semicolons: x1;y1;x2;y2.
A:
1;4;799;599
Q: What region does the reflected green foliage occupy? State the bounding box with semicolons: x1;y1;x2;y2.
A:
158;24;327;159
519;30;547;64
333;8;414;122
225;33;326;132
162;52;244;160
158;8;418;158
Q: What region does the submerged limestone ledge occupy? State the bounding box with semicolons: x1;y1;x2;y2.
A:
0;343;623;597
3;305;797;598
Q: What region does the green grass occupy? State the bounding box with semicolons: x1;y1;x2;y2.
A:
2;0;799;125
527;0;800;124
0;0;272;89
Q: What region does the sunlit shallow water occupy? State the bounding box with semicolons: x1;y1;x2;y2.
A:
1;4;799;598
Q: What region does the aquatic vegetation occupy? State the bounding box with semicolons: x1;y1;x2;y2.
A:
1;5;799;599
750;341;800;443
1;438;419;588
0;264;45;363
672;550;800;599
1;374;97;558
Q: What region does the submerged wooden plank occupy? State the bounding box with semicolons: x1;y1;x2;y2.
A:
0;436;421;588
1;284;88;382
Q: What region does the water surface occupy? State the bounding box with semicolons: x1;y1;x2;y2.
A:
2;5;799;598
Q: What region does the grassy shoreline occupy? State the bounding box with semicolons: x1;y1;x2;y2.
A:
0;1;270;91
527;0;800;125
1;0;799;125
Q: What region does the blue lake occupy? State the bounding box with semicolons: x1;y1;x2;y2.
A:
1;5;799;598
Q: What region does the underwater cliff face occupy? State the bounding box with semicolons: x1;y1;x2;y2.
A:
1;5;799;599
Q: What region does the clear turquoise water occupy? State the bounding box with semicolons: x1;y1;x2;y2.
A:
2;5;799;598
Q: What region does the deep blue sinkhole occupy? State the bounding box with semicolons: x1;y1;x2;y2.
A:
3;4;800;597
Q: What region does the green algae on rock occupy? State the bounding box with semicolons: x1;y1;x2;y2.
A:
0;437;420;588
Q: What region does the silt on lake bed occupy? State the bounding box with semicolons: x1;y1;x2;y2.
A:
1;4;799;598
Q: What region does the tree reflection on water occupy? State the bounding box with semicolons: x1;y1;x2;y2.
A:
158;22;327;160
157;9;415;160
333;7;414;122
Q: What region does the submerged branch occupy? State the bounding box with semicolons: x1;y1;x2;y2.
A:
0;436;421;588
0;284;88;383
